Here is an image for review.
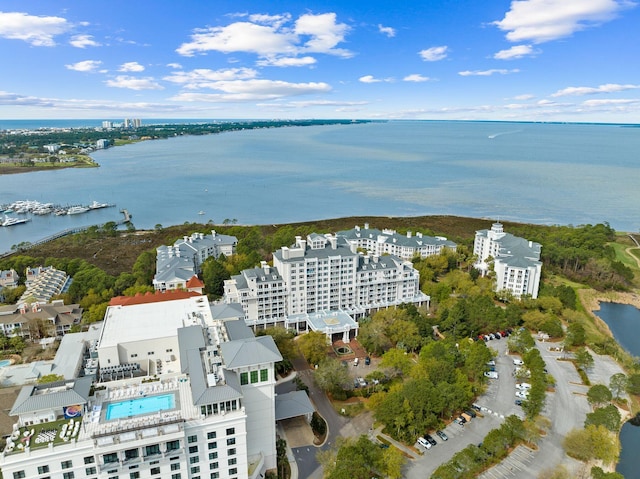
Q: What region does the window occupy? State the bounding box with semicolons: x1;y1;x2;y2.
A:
61;460;73;469
250;370;258;383
189;456;200;464
130;473;140;479
189;445;199;454
226;438;236;446
171;463;180;471
131;353;138;358
38;466;50;474
86;467;97;475
228;458;237;466
207;431;217;439
62;473;75;479
191;466;200;474
172;474;181;479
145;444;161;456
208;452;218;460
228;448;236;456
167;440;180;451
147;351;155;356
208;441;217;450
104;453;118;464
226;428;235;435
229;468;237;475
260;369;268;381
84;456;95;465
13;472;25;479
124;449;139;460
210;473;220;479
188;435;198;443
151;467;161;475
240;372;248;385
209;462;218;470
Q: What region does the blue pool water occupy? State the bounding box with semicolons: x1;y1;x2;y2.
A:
0;360;10;367
105;393;175;420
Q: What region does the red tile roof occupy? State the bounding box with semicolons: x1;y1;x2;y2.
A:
109;289;202;306
186;275;204;288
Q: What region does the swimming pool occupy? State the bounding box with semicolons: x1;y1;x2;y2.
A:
106;393;176;421
0;359;11;368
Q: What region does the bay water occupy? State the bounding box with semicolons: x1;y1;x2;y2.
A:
594;302;640;477
1;120;639;253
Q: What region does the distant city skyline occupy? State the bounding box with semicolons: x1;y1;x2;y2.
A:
1;1;639;122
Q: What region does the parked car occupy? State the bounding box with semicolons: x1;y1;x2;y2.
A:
436;430;448;441
515;399;523;406
465;409;477;418
357;377;367;388
515;382;532;390
486;360;496;366
515;390;529;399
484;371;499;379
353;357;359;366
453;417;465;426
471;403;482;411
513;358;524;366
365;356;371;365
495;332;502;339
425;434;437;446
417;436;432;449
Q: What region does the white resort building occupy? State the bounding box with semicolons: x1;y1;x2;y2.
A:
336;223;457;260
154;231;237;292
0;290;284;479
223;233;430;340
473;223;542;299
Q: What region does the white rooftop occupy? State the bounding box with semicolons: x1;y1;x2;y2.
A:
100;296;213;348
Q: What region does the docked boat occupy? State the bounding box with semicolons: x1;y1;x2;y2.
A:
67;206;89;215
88;200;112;210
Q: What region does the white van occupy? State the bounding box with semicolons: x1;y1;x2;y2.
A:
513;358;524;366
353;357;359;367
516;382;531;390
417;437;432;449
484;371;499;379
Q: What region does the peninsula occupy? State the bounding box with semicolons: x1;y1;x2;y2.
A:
0;119;370;175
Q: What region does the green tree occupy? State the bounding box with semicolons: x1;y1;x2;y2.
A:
9;335;25;353
591;466;625;479
131;250;156;285
609;373;628;399
379;348;413;377
382;446;406;479
201;256;230;297
587;384;613;407
626;373;640;395
585;405;621;432
315;358;352;397
296;331;327;366
563;425;619;464
565;322;586;348
574;347;594;372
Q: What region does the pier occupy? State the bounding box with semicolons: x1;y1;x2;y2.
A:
0;209;132;257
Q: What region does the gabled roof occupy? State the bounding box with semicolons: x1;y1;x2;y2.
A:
10;376;93;416
186;276;204;288
275;390;315;421
210;302;244;322
220;335;282;369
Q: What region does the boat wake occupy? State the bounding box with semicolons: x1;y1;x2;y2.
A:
488;129;522;139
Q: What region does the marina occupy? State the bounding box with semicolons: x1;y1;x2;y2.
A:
0;199;114;223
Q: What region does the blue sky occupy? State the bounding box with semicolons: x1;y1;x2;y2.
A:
1;0;639;122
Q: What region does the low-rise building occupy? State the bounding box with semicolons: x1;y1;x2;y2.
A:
0;299;82;339
336;223;457;260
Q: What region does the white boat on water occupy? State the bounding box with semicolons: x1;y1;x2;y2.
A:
1;216;31;227
67;206;89;215
88;200;111;210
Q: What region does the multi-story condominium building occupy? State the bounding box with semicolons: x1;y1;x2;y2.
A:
337;223;457;260
0;300;83;339
0;269;18;288
224;234;429;335
154;231;237;292
0;290;282;479
223;262;287;329
473;222;542;299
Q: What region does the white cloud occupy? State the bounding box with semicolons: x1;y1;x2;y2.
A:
69;34;101;48
256;56;317;67
167;63;183;69
177;12;351;59
403;74;430;82
582;98;640;107
551;83;640;97
169;79;331;102
105;76;164;90
65;60;103;72
0;11;70;46
164;68;258;88
458;68;520;76
513;94;535;100
358;75;394;83
493;44;538;60
419;46;448;61
119;62;145;72
261;99;369;108
493;0;632;44
378;24;396;37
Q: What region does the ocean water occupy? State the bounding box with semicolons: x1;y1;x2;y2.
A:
0;120;639;253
